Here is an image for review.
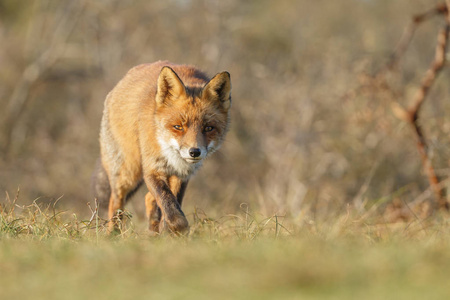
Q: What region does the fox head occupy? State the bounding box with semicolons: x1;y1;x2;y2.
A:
154;66;231;176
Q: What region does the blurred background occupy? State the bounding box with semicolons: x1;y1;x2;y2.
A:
1;0;449;221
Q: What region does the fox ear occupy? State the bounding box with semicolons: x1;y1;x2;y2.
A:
202;72;232;111
156;66;187;107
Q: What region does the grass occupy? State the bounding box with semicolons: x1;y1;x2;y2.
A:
2;200;450;300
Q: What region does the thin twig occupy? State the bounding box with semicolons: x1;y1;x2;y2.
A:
387;3;448;70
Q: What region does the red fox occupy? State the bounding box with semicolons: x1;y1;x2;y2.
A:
92;61;232;234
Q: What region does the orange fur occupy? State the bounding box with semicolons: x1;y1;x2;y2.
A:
94;61;231;234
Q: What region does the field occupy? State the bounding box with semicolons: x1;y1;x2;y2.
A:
2;0;450;299
2;201;450;300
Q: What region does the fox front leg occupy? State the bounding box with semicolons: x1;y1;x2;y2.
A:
145;174;189;235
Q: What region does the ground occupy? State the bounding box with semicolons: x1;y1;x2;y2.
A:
1;203;450;300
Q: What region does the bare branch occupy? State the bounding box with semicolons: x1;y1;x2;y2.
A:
403;5;450;211
345;2;450;213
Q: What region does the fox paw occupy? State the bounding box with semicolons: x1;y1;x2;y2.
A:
148;219;160;236
159;215;189;235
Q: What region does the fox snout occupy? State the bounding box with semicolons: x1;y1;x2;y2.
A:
189;148;201;158
178;143;207;163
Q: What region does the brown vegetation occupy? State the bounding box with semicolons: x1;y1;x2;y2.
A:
352;1;450;215
1;0;450;223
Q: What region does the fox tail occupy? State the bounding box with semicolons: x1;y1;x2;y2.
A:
91;158;111;217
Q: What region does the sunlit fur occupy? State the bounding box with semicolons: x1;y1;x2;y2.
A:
95;61;231;234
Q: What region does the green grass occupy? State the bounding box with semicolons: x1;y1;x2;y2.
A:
1;202;450;300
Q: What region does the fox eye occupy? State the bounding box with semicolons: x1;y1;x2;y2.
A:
173;125;183;131
204;126;214;132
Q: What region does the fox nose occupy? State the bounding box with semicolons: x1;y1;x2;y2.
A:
189;148;201;158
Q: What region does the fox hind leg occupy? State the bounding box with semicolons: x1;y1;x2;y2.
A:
145;192;161;234
169;176;188;206
108;188;127;233
107;174;141;233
